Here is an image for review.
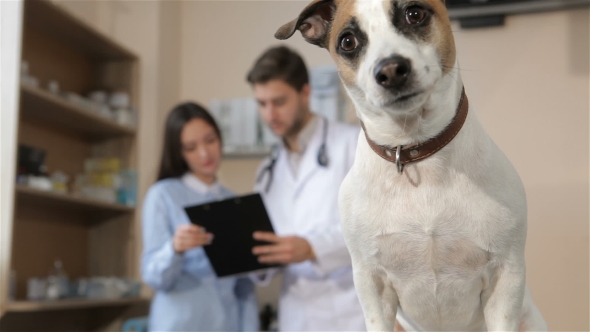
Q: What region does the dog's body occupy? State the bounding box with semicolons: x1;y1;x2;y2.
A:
276;0;547;330
340;73;547;331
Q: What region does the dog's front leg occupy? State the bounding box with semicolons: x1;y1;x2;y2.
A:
483;255;526;331
352;262;398;332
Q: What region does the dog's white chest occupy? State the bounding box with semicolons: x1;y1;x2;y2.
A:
373;225;490;282
342;163;508;329
362;191;493;283
378;225;490;323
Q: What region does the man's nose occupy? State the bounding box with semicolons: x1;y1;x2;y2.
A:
266;107;279;121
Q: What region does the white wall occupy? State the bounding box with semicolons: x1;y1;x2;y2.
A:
179;2;589;330
453;10;589;329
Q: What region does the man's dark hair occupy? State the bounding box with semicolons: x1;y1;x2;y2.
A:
246;45;309;91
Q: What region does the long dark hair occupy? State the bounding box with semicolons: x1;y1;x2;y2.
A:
157;102;222;181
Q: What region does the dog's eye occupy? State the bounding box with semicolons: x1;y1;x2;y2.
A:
405;6;427;25
339;34;358;52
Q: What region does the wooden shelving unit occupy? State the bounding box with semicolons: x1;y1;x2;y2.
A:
20;84;136;140
1;0;147;330
15;185;134;219
22;0;136;61
224;147;272;159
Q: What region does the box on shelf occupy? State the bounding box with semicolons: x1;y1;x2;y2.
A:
75;158;137;206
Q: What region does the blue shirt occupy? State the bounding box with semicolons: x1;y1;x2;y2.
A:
141;174;259;331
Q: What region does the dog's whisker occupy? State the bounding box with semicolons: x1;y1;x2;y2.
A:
403;113;408;133
438;67;459;83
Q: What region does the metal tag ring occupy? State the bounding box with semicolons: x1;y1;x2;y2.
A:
396;145;404;173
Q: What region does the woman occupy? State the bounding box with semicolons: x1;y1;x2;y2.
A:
141;102;259;331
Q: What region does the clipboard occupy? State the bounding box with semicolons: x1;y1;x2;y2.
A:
184;193;281;277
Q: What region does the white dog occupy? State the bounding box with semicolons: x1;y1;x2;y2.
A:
275;0;548;330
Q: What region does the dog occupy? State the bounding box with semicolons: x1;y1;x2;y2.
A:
275;0;548;330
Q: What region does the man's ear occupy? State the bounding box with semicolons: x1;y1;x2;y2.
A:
299;84;311;105
275;0;336;48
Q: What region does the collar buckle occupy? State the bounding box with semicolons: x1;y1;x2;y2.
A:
396;145;404;174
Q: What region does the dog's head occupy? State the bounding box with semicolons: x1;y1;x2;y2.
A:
276;0;456;116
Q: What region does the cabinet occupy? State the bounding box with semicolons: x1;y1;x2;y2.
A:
0;0;149;330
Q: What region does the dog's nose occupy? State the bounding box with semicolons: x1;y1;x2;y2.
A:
374;56;411;90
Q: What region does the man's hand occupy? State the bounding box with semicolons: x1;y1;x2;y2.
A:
252;231;315;264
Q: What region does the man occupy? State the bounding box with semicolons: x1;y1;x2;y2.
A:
247;45;366;331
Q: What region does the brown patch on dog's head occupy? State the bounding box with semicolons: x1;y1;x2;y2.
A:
275;0;362;88
390;0;455;74
424;0;456;74
277;0;459;115
275;0;337;48
327;0;363;88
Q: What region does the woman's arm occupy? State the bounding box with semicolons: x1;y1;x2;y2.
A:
140;186;185;291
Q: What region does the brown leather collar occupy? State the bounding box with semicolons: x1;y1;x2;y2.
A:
360;87;469;173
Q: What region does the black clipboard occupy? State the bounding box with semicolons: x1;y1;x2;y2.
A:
184;193;280;277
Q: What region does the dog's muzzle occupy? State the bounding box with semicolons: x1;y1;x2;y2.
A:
374;56;412;91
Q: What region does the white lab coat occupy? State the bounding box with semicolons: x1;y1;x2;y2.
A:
254;119;366;331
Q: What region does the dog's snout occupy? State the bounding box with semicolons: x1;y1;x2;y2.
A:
374;56;411;90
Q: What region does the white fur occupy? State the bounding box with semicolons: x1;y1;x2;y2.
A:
353;0;440;117
336;0;548;330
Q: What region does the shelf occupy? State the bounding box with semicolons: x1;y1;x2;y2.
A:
224;152;270;159
20;84;136;140
223;147;272;159
4;297;149;312
23;0;137;61
15;185;134;218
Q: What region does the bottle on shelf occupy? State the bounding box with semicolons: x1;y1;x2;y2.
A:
46;259;69;300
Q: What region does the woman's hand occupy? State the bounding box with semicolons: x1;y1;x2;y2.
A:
173;224;213;253
251;232;315;264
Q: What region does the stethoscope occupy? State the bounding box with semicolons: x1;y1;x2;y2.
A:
256;117;329;193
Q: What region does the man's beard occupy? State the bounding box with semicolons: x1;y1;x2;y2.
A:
284;102;310;142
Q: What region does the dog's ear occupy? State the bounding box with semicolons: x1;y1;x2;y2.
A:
275;0;336;48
